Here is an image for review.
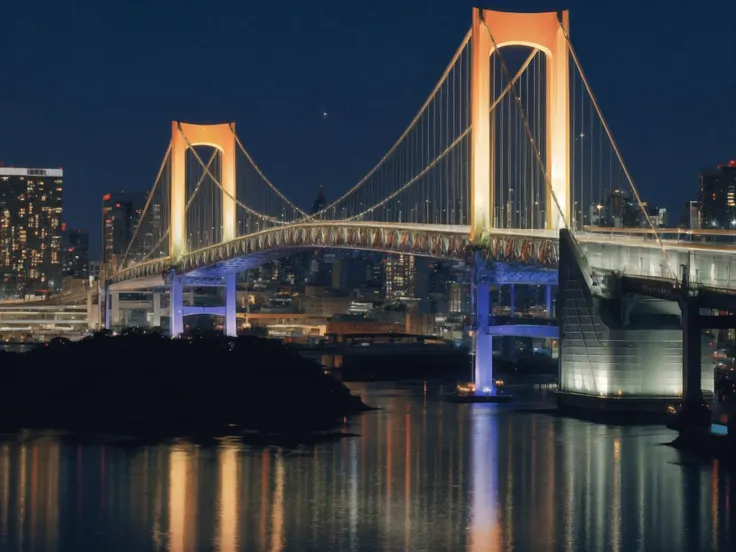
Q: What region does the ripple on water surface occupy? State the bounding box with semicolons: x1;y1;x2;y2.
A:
0;381;733;552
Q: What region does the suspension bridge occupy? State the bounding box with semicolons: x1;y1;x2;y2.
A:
107;8;736;408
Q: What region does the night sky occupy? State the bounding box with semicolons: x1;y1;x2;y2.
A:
1;0;734;258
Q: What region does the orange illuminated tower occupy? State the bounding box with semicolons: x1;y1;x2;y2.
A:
469;8;570;241
169;122;237;262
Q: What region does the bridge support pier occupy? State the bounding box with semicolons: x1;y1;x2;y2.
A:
110;291;121;329
152;292;163;329
556;230;716;421
474;280;496;396
225;273;237;337
170;272;184;337
668;279;710;438
166;272;236;337
104;285;111;331
682;298;704;407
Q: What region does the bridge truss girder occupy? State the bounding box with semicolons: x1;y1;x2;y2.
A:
110;224;560;284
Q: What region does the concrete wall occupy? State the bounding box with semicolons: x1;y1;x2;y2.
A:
560;231;714;398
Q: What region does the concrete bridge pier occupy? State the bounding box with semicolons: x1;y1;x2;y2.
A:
474;276;496;396
104;285;111;331
170;272;184;337
469;252;516;401
224;274;237;337
102;288;126;330
682;298;704;407
669;296;711;437
169;271;237;338
558;230;685;418
109;291;121;328
152;292;163;329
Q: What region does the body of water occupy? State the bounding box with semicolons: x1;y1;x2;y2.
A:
0;382;733;551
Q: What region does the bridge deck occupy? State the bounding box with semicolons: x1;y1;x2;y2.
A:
111;223;736;291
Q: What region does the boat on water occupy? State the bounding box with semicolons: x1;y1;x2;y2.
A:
446;380;514;403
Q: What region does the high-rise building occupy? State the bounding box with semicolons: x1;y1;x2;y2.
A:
605;189;641;228
61;225;90;279
681;200;700;230
699;161;736;229
329;253;378;292
385;254;415;298
0;167;63;299
102;192;146;268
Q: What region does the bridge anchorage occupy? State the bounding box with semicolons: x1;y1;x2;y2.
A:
108;8;736;418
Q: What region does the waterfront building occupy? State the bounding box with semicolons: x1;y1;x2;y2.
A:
0;304;89;341
0;167;64;299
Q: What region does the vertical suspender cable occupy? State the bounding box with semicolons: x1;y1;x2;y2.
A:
558;23;676;280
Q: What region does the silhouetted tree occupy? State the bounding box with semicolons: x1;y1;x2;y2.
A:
0;334;367;433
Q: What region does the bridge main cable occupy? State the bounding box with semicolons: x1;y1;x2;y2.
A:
306;35;537;224
178;124;291;225
228;123;309;218
305;28;473;220
130;149;221;267
118;143;172;270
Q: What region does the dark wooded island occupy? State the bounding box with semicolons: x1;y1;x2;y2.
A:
0;331;369;436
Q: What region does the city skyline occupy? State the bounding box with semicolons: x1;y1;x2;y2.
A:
0;0;734;256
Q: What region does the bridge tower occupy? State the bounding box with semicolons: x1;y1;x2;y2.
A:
469;8;570;241
470;8;570;398
169;121;238;337
170;121;237;261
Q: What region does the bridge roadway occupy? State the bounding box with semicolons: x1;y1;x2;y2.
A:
110;222;736;292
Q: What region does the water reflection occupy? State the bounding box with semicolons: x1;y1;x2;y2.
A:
469;406;499;552
0;383;733;551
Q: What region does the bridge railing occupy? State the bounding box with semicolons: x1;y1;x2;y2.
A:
582;238;736;290
581;226;736;248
